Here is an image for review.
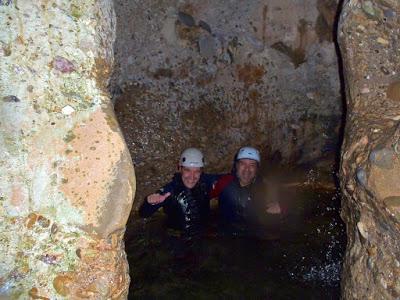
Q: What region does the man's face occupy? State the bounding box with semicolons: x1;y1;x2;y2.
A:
180;166;202;189
236;158;258;187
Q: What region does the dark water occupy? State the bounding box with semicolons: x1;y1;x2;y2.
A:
125;181;346;299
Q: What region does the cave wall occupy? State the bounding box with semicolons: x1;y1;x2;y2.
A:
112;0;343;207
0;1;135;298
338;0;400;298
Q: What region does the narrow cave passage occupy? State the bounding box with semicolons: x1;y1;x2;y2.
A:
111;0;346;298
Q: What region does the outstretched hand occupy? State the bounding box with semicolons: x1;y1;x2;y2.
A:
147;192;171;205
266;202;282;214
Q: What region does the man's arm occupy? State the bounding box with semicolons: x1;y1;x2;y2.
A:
138;180;175;218
264;179;286;214
139;193;171;217
266;202;282;214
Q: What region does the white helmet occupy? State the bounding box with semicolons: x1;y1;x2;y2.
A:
179;148;205;167
237;146;260;163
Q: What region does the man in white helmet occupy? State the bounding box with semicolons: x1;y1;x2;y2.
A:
210;146;282;235
139;148;219;239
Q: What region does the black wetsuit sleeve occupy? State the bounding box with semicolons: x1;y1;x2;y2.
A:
138;199;164;218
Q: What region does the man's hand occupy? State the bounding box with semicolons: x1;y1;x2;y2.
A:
266;202;282;214
147;192;171;205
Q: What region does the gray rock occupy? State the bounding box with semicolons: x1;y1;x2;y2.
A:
198;20;211;33
198;35;217;58
356;167;367;187
178;11;195;27
369;148;395;169
383;9;396;19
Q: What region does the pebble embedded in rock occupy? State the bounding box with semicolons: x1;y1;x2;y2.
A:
37;215;50;228
2;95;20;102
377;37;389;45
383;9;396;19
361;87;370;94
53;56;75;73
380;66;389;75
361;1;376;17
367;257;374;269
178;11;195;27
356;167;367;187
357;221;368;239
387;81;400;101
61;105;75;115
369;148;395;169
198;20;212;33
198;35;217;58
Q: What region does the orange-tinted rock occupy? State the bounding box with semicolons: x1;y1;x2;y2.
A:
29;287;50;300
53;274;73;296
236;64;265;87
26;213;38;229
387;81;400;102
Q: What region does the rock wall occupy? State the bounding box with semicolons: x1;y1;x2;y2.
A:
0;1;135;298
338;0;400;298
112;0;343;207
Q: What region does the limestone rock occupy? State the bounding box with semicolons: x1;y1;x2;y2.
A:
0;1;135;298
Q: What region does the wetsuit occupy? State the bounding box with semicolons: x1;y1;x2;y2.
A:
139;173;219;239
210;174;265;235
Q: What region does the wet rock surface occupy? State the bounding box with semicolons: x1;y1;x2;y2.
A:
338;0;400;298
0;1;134;298
112;0;343;209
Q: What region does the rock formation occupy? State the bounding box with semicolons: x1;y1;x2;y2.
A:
338;0;400;298
0;1;135;298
